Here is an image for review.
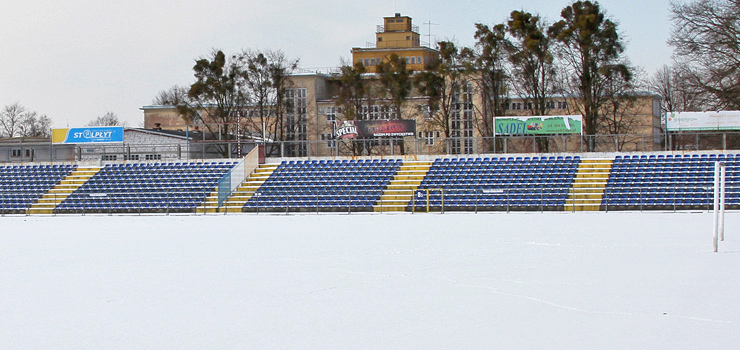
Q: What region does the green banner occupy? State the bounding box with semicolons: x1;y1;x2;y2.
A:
495;115;582;135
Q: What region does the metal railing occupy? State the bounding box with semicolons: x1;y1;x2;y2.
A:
5;131;740;164
3;184;736;216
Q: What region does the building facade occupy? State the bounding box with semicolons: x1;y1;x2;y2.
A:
141;14;663;157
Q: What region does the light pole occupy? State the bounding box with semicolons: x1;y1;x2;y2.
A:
332;120;338;157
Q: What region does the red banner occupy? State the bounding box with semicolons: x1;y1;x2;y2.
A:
335;120;416;139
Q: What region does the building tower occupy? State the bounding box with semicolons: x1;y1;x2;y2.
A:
351;13;439;73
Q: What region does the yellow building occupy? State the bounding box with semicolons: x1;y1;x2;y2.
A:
351;13;438;73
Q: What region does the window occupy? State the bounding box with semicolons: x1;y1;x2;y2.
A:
378;37;383;41
417;57;422;64
101;155;117;161
371;105;380;120
124;154;140;161
450;82;475;154
406;36;411;40
145;154;162;160
558;101;568;109
418;104;432;119
361;104;397;120
11;149;33;157
285;87;308;157
546;101;555;109
419;131;437;145
321;133;336;148
323;106;336;122
502;103;509;110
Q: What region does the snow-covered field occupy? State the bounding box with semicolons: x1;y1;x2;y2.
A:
2;211;740;349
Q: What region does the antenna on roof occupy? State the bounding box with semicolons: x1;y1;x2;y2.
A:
423;20;438;47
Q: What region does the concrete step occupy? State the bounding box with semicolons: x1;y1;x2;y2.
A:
373;205;408;212
197;163;278;212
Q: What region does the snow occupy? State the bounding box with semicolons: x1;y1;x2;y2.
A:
2;211;740;349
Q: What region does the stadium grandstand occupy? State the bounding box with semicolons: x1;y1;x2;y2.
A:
2;146;739;215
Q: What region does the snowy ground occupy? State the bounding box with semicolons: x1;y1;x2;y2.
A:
2;211;740;349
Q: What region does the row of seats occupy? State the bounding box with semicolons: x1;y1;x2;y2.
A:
616;154;734;161
436;156;580;163
605;155;739;210
414;157;580;210
4;154;740;213
55;162;234;213
106;162;235;169
0;165;77;212
243;159;401;212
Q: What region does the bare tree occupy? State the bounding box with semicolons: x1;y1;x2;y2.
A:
376;53;413;119
155;48;299;156
649;63;710;114
86;111;127;127
236;49;299;156
415;41;466;139
462;23;511;152
1;102;52;138
507;11;557;117
599;66;645;150
507;10;557;151
336;60;375;156
549;1;632;151
376;53;414;154
18;113;52;137
0;102;26;138
668;0;740;109
152;85;191;106
172;49;253;157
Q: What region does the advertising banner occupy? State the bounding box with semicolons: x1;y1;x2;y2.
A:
335;120;416;139
495;115;582;135
666;111;740;131
52;127;124;144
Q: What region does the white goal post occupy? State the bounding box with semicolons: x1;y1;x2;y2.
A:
713;161;727;253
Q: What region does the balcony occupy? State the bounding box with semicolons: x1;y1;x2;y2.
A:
377;24;419;33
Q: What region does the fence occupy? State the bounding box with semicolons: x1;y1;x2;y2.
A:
3;131;740;163
259;132;740;158
4;185;730;216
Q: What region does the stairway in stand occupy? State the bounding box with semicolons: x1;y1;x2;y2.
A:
374;161;432;212
27;166;101;215
565;159;613;211
197;163;279;213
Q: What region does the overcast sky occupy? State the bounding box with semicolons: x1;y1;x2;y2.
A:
1;0;673;128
